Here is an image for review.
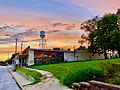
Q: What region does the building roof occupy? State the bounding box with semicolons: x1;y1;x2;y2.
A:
30;48;64;52
21;46;88;54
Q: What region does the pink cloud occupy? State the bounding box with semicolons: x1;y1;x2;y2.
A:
68;0;120;15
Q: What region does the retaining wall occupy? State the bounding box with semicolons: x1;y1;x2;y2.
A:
72;80;120;90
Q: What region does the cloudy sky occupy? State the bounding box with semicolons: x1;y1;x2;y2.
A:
0;0;119;60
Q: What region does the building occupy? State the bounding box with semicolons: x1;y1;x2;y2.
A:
14;46;64;66
14;46;112;66
116;8;120;30
14;46;118;66
64;50;105;62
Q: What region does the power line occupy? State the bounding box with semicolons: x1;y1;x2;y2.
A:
0;38;40;44
20;38;40;42
0;51;14;53
0;42;15;44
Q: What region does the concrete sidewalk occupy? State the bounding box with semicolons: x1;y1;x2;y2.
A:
9;69;32;90
26;68;73;90
9;67;73;90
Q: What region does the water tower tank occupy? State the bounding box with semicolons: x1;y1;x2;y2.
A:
40;31;45;38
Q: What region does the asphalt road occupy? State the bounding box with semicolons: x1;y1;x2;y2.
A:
0;66;21;90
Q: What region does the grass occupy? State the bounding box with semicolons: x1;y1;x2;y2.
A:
29;58;120;86
17;67;42;84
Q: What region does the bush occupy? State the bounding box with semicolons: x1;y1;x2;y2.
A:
108;77;120;85
100;62;120;78
61;66;103;86
100;62;120;85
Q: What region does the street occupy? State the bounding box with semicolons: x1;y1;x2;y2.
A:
0;66;21;90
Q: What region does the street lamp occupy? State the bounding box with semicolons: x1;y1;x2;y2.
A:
5;34;18;71
5;34;18;55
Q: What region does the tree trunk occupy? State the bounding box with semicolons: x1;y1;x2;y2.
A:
104;49;108;59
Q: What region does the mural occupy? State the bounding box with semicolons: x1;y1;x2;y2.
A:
34;50;64;64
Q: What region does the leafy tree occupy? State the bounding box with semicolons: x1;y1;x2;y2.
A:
67;48;71;51
82;14;119;59
96;14;118;58
53;48;61;50
77;46;86;50
81;16;100;54
9;53;19;64
108;30;120;57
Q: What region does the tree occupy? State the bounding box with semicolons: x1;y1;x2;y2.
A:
96;14;118;58
53;48;61;50
77;46;86;50
9;53;19;64
67;48;71;51
109;30;120;57
82;14;119;59
81;16;100;54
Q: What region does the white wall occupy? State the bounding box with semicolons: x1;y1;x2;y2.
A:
64;52;77;62
90;53;104;60
28;49;34;66
14;55;19;65
64;50;105;62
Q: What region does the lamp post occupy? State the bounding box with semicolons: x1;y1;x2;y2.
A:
5;34;17;55
5;34;17;71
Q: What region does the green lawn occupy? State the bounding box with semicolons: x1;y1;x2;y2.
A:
29;58;120;86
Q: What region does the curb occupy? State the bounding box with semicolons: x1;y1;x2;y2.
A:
8;68;23;90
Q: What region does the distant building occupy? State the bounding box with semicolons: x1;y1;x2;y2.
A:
14;46;64;66
116;9;120;30
14;46;113;66
64;50;105;62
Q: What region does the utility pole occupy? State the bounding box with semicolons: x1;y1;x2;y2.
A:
21;42;23;53
8;52;9;60
15;38;17;55
73;46;76;58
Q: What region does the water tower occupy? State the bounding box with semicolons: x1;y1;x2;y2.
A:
40;31;47;49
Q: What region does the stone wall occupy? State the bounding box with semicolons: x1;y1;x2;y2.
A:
72;80;120;90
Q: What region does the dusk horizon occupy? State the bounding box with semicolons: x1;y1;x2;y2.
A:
0;0;119;60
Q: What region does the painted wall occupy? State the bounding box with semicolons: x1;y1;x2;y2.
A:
27;49;34;66
26;49;117;65
34;50;64;64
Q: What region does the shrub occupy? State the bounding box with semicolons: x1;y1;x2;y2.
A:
108;77;120;85
100;62;120;78
61;66;103;86
100;62;120;85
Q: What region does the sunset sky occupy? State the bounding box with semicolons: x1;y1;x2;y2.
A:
0;0;120;60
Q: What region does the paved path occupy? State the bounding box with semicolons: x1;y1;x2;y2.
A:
10;68;32;90
0;66;21;90
25;68;73;90
10;67;73;90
